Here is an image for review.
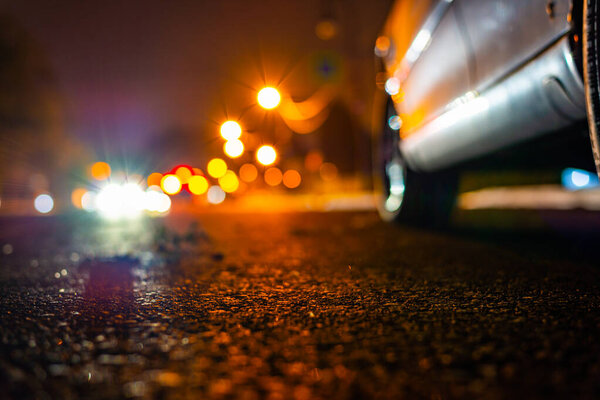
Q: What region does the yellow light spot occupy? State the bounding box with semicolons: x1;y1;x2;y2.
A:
220;120;242;140
283;170;302;189
256;145;277;166
223;139;244;158
218;170;239;193
161;174;182;195
90;162;111;181
320;162;338;182
147;172;163;187
188;175;209;195
239;163;258;183
207;158;228;178
175;166;193;184
71;188;87;209
257;87;281;109
264;167;282;186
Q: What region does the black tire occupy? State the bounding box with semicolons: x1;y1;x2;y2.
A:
372;97;458;226
584;0;600;176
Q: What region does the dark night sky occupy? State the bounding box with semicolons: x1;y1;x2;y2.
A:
2;0;391;163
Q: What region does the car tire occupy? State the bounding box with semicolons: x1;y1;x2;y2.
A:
372;97;458;226
584;0;600;176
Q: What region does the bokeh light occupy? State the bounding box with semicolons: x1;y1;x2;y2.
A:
155;194;171;213
121;183;146;217
147;172;163;187
218;170;240;193
175;166;193;184
283;170;302;189
220;120;242;140
144;187;171;213
305;150;323;172
315;19;338;40
374;35;391;57
34;194;54;214
256;145;277;166
90;161;111;181
161;174;182;195
257;87;281;109
388;115;402;130
81;191;96;211
385;77;400;96
96;183;145;220
224;139;244;158
207;158;228;178
320;162;338;181
264;167;283;186
71;188;87;209
239;163;258;182
207;185;226;204
188;175;209;195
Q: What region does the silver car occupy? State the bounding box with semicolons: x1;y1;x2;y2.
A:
373;0;600;224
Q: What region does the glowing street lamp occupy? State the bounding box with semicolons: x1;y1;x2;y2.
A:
90;161;111;181
207;158;228;178
161;174;182;195
257;87;281;109
220;120;242;140
224;139;244;158
188;175;209;195
256;145;277;166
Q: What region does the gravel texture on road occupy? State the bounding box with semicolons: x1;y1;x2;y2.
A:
1;212;600;399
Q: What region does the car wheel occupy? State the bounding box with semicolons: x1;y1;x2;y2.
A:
584;0;600;176
373;97;458;226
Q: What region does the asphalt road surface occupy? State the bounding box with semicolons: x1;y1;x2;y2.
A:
1;211;600;399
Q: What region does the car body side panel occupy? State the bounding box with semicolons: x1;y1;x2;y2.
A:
457;0;572;92
394;6;471;133
400;38;586;171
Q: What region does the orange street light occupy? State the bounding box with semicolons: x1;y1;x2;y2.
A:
90;161;111;180
257;87;281;109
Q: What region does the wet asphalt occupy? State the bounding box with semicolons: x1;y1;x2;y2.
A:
1;211;600;399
